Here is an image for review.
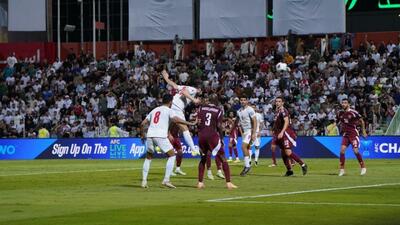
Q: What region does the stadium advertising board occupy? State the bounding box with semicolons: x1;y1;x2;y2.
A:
0;137;399;160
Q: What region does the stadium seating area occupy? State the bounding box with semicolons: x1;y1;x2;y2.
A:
1;34;400;138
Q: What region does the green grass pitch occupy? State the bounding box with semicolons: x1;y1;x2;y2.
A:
0;159;399;225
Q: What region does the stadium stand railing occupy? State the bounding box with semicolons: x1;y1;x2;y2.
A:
385;108;400;135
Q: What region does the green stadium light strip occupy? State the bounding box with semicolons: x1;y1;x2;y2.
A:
378;0;400;8
346;0;358;10
266;0;400;20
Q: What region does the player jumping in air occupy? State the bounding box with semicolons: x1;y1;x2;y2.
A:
162;70;201;156
272;97;308;176
337;99;367;176
168;123;186;175
197;95;237;189
140;94;196;189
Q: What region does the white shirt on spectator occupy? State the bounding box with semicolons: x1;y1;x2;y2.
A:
254;86;264;97
241;41;250;55
179;72;189;83
7;55;17;68
371;52;380;63
6;76;15;86
208;71;218;80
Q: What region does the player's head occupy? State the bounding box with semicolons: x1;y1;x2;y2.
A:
162;94;174;107
341;98;350;110
208;94;219;105
239;95;248;107
275;96;284;109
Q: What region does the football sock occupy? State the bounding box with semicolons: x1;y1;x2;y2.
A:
215;153;222;170
290;152;304;165
183;130;196;153
218;153;231;182
271;150;277;164
281;151;292;171
233;147;239;158
255;148;260;162
142;158;151;181
164;156;176;183
340;152;345;169
198;155;207;182
229;146;233;157
244;156;250;167
176;150;182;167
206;153;212;169
355;152;365;168
249;150;253;161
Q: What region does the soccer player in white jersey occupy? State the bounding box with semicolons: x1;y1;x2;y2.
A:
162;70;201;156
235;96;257;176
140;94;196;189
249;105;264;166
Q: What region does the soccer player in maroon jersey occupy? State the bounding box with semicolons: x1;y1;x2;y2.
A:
227;112;240;162
337;99;367;176
168;123;186;175
197;95;237;189
272;97;308;176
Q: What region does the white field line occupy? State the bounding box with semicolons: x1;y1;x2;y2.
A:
207;183;400;202
0;165;196;177
0;167;144;177
218;200;400;207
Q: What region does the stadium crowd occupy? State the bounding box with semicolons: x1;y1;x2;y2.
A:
1;34;400;138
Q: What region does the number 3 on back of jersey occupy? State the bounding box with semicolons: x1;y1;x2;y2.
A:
205;113;211;126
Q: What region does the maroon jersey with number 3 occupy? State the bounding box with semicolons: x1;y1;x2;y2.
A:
197;104;223;153
197;104;223;134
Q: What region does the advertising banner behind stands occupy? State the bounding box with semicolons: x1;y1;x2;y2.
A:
0;42;56;64
128;0;193;41
8;0;46;31
0;136;399;160
200;0;267;39
273;0;346;36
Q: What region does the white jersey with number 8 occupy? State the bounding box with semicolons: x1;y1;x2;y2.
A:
146;105;175;138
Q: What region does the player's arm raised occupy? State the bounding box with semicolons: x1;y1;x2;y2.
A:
162;70;179;90
181;88;201;105
278;116;289;139
162;69;200;105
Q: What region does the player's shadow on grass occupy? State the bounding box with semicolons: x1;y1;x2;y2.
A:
321;172;340;176
118;184;144;189
173;176;197;180
244;173;283;177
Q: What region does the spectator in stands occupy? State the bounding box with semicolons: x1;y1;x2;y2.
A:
0;32;398;138
326;120;339;136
